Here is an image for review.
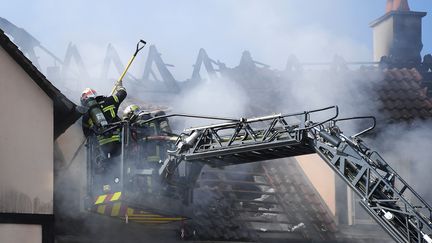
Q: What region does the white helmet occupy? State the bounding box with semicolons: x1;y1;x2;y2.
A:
123;104;140;120
80;88;97;105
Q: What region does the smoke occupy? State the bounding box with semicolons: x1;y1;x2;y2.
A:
4;1;432;241
171;76;249;130
48;5;392;241
366;121;432;203
54;124;186;242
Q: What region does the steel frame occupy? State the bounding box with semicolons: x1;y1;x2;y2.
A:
164;106;338;168
161;106;432;243
312;127;432;243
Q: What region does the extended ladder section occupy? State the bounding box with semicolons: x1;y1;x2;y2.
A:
160;106;432;243
312;123;432;243
160;106;337;171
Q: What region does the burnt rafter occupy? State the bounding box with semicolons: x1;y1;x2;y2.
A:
62;43;89;80
238;50;270;70
191;48;226;81
285;54;303;72
142;45;179;92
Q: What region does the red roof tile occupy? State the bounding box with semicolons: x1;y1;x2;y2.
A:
372;68;432;122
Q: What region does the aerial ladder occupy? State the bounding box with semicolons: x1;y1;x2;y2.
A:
156;106;432;243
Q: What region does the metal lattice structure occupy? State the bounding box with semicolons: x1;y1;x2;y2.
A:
160;106;432;243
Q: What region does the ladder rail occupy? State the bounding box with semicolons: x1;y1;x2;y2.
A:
311;127;432;243
176;106;338;157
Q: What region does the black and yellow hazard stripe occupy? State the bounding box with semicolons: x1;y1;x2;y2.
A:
95;202;129;216
121;208;186;224
91;192;186;224
94;192;127;216
95;191;122;205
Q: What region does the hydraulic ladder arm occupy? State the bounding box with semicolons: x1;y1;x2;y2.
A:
311;120;432;243
158;106;432;242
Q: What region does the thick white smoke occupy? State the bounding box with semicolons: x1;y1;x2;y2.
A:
172;76;249;128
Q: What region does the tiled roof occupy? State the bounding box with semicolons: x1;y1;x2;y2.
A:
277;66;432;123
195;160;337;241
375;68;432;122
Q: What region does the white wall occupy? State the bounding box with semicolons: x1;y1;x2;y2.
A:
0;224;42;243
0;46;54;214
372;17;394;61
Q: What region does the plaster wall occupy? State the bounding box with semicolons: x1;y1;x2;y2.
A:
0;46;53;214
296;154;336;215
373;17;394;61
54;122;87;213
0;224;42;243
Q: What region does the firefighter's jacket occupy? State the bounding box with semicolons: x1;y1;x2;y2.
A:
129;112;173;165
82;87;127;146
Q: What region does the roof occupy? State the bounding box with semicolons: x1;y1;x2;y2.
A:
339;67;432;123
285;65;432;124
0;29;81;139
377;68;432;122
195;160;337;241
206;58;432;241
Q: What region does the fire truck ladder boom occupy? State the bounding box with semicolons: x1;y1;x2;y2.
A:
160;106;432;243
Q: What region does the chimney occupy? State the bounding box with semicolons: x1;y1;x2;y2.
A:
386;0;410;13
370;0;426;63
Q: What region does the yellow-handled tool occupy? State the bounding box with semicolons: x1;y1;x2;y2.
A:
110;39;146;95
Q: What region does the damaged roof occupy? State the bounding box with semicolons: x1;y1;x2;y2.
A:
0;29;81;139
204;54;432;241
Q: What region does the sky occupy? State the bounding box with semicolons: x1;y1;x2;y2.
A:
1;0;431;80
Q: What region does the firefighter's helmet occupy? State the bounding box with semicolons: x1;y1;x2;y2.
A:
81;88;97;105
123;104;140;120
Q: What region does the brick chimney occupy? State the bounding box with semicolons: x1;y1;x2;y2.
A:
370;0;426;63
386;0;410;13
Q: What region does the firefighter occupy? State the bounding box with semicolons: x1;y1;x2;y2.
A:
122;104;162;193
153;110;172;135
122;105;172;139
123;105;159;163
123;105;173;168
81;85;127;166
